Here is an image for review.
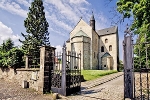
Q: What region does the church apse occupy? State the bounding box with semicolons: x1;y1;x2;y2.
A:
70;30;91;69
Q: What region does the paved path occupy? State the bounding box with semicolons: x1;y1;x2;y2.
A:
66;72;124;100
0;79;53;100
0;72;124;100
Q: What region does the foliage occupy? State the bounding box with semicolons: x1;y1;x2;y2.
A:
0;39;24;68
118;60;123;71
117;0;150;67
19;0;50;59
0;38;14;52
81;70;118;81
117;0;150;31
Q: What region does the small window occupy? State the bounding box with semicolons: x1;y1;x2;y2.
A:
109;45;112;51
94;52;95;58
104;65;106;67
105;39;108;43
101;46;104;52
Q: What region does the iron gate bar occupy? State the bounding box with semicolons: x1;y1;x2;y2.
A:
123;24;150;99
145;33;149;100
48;44;81;96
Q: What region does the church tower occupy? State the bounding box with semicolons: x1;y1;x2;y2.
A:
90;12;95;31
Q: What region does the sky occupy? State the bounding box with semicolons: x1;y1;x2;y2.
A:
0;0;131;60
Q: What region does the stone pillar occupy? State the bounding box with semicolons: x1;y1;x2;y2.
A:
38;46;56;93
61;43;66;96
124;36;133;99
38;46;45;92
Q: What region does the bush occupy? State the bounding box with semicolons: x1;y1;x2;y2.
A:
0;48;24;68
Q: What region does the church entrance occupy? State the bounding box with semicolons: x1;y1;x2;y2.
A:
101;53;113;70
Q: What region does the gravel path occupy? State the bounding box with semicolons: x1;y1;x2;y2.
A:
0;79;53;100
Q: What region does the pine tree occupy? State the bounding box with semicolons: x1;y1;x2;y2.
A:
20;0;50;57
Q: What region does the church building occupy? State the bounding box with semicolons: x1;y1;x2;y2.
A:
66;14;119;70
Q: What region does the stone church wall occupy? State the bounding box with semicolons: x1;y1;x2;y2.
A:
66;42;71;51
83;37;91;69
70;20;92;40
92;30;99;69
99;33;118;70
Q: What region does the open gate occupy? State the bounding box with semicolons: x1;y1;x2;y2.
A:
43;44;81;96
123;25;150;99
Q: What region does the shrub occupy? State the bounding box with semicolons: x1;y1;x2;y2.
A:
9;48;24;68
0;47;24;68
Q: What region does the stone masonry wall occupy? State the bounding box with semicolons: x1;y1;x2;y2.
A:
0;68;40;91
83;37;91;69
92;30;99;69
99;33;118;70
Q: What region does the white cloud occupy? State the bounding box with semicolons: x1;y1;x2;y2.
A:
15;0;30;7
0;1;27;18
55;45;62;53
45;0;79;24
0;0;109;43
69;0;89;5
46;14;73;32
0;21;20;45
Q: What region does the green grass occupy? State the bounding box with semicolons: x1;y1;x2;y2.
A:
81;70;118;81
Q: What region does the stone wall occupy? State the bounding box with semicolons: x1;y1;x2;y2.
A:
92;30;99;69
0;67;40;91
83;37;91;69
99;33;118;70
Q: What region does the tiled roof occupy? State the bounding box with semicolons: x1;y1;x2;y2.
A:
97;26;118;36
74;30;88;37
66;38;70;42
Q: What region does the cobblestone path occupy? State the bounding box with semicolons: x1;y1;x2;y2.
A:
0;79;53;100
66;72;124;100
0;72;124;100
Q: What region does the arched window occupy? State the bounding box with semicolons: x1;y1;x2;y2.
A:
101;46;104;52
109;45;112;51
105;39;108;43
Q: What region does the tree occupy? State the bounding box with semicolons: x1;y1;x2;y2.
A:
19;0;50;57
0;39;24;68
0;38;14;52
117;0;150;35
118;60;123;71
117;0;150;68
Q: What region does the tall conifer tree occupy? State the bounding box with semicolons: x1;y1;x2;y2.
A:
20;0;50;57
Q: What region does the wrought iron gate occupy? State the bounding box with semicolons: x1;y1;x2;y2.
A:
50;44;81;96
123;25;150;100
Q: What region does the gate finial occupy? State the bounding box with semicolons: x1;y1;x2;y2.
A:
63;41;66;47
124;24;131;35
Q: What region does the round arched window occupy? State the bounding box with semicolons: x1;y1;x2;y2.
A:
109;45;112;51
105;39;108;43
101;46;104;52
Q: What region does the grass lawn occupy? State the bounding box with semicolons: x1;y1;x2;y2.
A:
81;70;118;81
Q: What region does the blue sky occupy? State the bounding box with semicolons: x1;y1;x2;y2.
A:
0;0;131;60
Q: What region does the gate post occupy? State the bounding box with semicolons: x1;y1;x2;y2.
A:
123;25;134;99
61;43;66;96
38;46;56;93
